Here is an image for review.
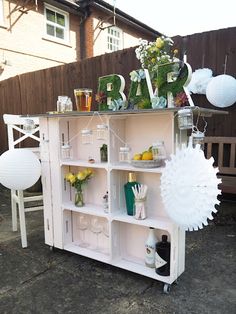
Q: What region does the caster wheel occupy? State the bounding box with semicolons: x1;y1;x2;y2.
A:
163;283;171;294
49;246;54;252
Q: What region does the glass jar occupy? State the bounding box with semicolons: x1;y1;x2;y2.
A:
65;97;73;111
81;129;93;145
192;131;205;150
61;144;72;160
57;96;68;112
178;108;193;130
23;119;35;133
152;141;167;162
119;146;131;163
97;124;108;140
134;198;147;220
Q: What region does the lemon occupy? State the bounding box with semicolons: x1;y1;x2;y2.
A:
142;151;153;160
133;153;142;160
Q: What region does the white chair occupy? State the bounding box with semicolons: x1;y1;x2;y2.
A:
3;114;43;248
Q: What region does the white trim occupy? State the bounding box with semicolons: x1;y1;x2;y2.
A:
44;3;70;45
107;26;122;52
0;0;5;26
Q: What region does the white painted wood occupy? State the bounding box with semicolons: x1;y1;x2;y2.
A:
3;114;43;248
39;117;54;246
40;111;186;285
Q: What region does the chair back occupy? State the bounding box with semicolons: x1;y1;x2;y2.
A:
3;114;41;157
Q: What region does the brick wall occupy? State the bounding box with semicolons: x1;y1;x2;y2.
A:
0;0;81;81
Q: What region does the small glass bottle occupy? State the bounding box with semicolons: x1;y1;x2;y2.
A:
81;129;93;145
119;146;131;163
124;172;139;216
145;227;158;268
100;144;108;162
155;235;171;276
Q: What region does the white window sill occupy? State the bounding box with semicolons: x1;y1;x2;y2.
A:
42;36;72;48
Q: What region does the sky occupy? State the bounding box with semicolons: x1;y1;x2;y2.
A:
105;0;236;37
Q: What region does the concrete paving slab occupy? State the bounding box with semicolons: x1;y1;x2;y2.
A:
0;185;236;314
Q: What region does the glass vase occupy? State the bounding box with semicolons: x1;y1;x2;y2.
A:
75;189;84;207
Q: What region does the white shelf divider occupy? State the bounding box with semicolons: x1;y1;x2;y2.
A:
62;202;109;218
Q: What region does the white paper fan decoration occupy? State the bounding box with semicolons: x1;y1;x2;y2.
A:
160;145;221;231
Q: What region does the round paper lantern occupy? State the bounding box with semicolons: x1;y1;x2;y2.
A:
0;149;41;190
206;74;236;108
161;145;221;231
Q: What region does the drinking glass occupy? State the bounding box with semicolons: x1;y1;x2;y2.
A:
102;221;109;238
74;88;92;112
90;216;102;251
77;214;90;248
102;221;109;254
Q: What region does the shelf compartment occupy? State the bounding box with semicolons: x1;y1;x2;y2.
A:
111;221;177;283
112;212;175;231
110;163;164;173
59;116;109;162
64;211;111;262
64;243;110;264
62;166;108;209
62;202;109;218
112;256;174;284
61;160;108;170
110;169;166;217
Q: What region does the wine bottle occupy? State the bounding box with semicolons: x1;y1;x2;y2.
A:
155;235;170;276
145;227;157;268
124;172;139;216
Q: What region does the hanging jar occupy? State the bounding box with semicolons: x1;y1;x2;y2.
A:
119;146;131;163
81;129;93;145
96;124;108;141
23;119;36;133
192;131;205;150
177;108;193;130
61;144;72;160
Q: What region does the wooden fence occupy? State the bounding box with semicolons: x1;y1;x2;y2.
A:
0;27;236;153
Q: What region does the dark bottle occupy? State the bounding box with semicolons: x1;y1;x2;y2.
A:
155;235;170;276
124;172;139;216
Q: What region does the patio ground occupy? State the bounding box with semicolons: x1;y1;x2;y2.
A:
0;185;235;314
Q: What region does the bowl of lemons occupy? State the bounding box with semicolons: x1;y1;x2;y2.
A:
131;147;162;168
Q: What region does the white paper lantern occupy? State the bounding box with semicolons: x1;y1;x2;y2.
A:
160;145;221;231
0;149;41;190
206;74;236;108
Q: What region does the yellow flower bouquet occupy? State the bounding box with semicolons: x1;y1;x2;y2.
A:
65;168;93;206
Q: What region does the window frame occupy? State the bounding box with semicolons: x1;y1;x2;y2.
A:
107;26;122;52
0;0;5;26
44;3;70;44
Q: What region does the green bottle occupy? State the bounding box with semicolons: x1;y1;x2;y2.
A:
124;172;139;216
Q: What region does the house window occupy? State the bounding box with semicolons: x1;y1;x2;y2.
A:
107;27;122;52
44;4;69;43
0;0;4;25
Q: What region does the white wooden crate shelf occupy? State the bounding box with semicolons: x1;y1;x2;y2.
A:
39;110;187;287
